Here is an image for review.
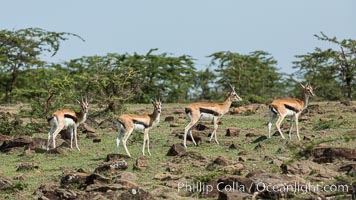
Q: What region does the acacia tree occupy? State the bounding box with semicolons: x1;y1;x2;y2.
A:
137;49;196;103
209;50;284;103
65;53;142;114
293;32;356;100
0;28;83;102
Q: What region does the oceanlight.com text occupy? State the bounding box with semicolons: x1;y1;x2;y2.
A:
177;181;349;194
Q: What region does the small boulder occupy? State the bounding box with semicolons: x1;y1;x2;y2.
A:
166;143;186;156
164;116;174;122
225;128;240;137
16;162;40;171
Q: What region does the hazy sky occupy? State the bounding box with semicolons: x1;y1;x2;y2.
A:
1;0;355;73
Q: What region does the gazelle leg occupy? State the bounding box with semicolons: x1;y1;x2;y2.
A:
268;111;277;138
275;115;286;139
47;126;55;150
295;114;301;141
288;115;295;140
122;128;134;157
70;128;74;149
189;129;197;146
51;125;64;149
147;132;151;156
210;117;219;144
142;128;150;156
184;117;199;148
74;126;80;151
116;128;124;154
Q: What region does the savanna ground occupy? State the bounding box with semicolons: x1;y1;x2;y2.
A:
0;101;355;199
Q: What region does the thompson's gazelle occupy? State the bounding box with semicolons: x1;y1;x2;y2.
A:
116;99;162;157
47;97;89;151
183;85;242;149
268;83;315;140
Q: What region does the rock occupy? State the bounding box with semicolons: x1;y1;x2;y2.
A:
105;153;131;162
222;163;244;173
27;137;48;150
98;118;117;130
16;162;40;171
120;172;138;182
169;123;180;127
94;160;128;175
153;172;179;181
280;160;339;178
133;156;148;170
217;175;255;194
0;136;32;151
164;116;174;122
238;157;246;162
60;172;91;189
229;143;238;149
119;188;155;200
83;123;96;133
0;175;13;190
253;143;264;151
313;147;356;163
226;128;240;137
252;136;267;143
238;151;249;156
276;146;288;154
93;137;101;143
200;179;219;198
86;131;99;139
218;190;252;200
245;169;266;178
338;163;356;177
319;117;333;122
165;164;182;175
46;147;68;155
245;133;259;137
195;123;211;131
341;100;352;106
0;134;11;148
249;173;306;199
34;183;81;200
166;143;186;156
59;129;73;140
84;117;99;127
299;116;310;121
213;156;230;166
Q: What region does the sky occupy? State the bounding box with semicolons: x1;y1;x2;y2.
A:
1;0;355;74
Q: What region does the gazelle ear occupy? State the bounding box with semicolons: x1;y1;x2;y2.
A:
151;99;155;104
76;99;81;105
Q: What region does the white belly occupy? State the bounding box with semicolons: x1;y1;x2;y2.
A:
285;109;296;116
199;113;214;121
50;117;76;130
133;124;146;132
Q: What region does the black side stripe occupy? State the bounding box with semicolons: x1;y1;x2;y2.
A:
64;114;78;123
284;104;299;113
269;105;278;115
133;120;149;128
185;108;191;114
118;120;126;129
199;108;219;116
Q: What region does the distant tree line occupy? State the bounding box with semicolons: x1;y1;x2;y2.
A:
0;28;355;117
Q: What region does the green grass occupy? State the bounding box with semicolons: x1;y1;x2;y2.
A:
0;101;355;199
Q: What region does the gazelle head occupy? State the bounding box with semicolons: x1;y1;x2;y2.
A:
228;84;243;101
300;83;315;97
151;98;162;114
77;96;89;114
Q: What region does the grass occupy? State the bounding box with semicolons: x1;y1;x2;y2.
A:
0;101;355;199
